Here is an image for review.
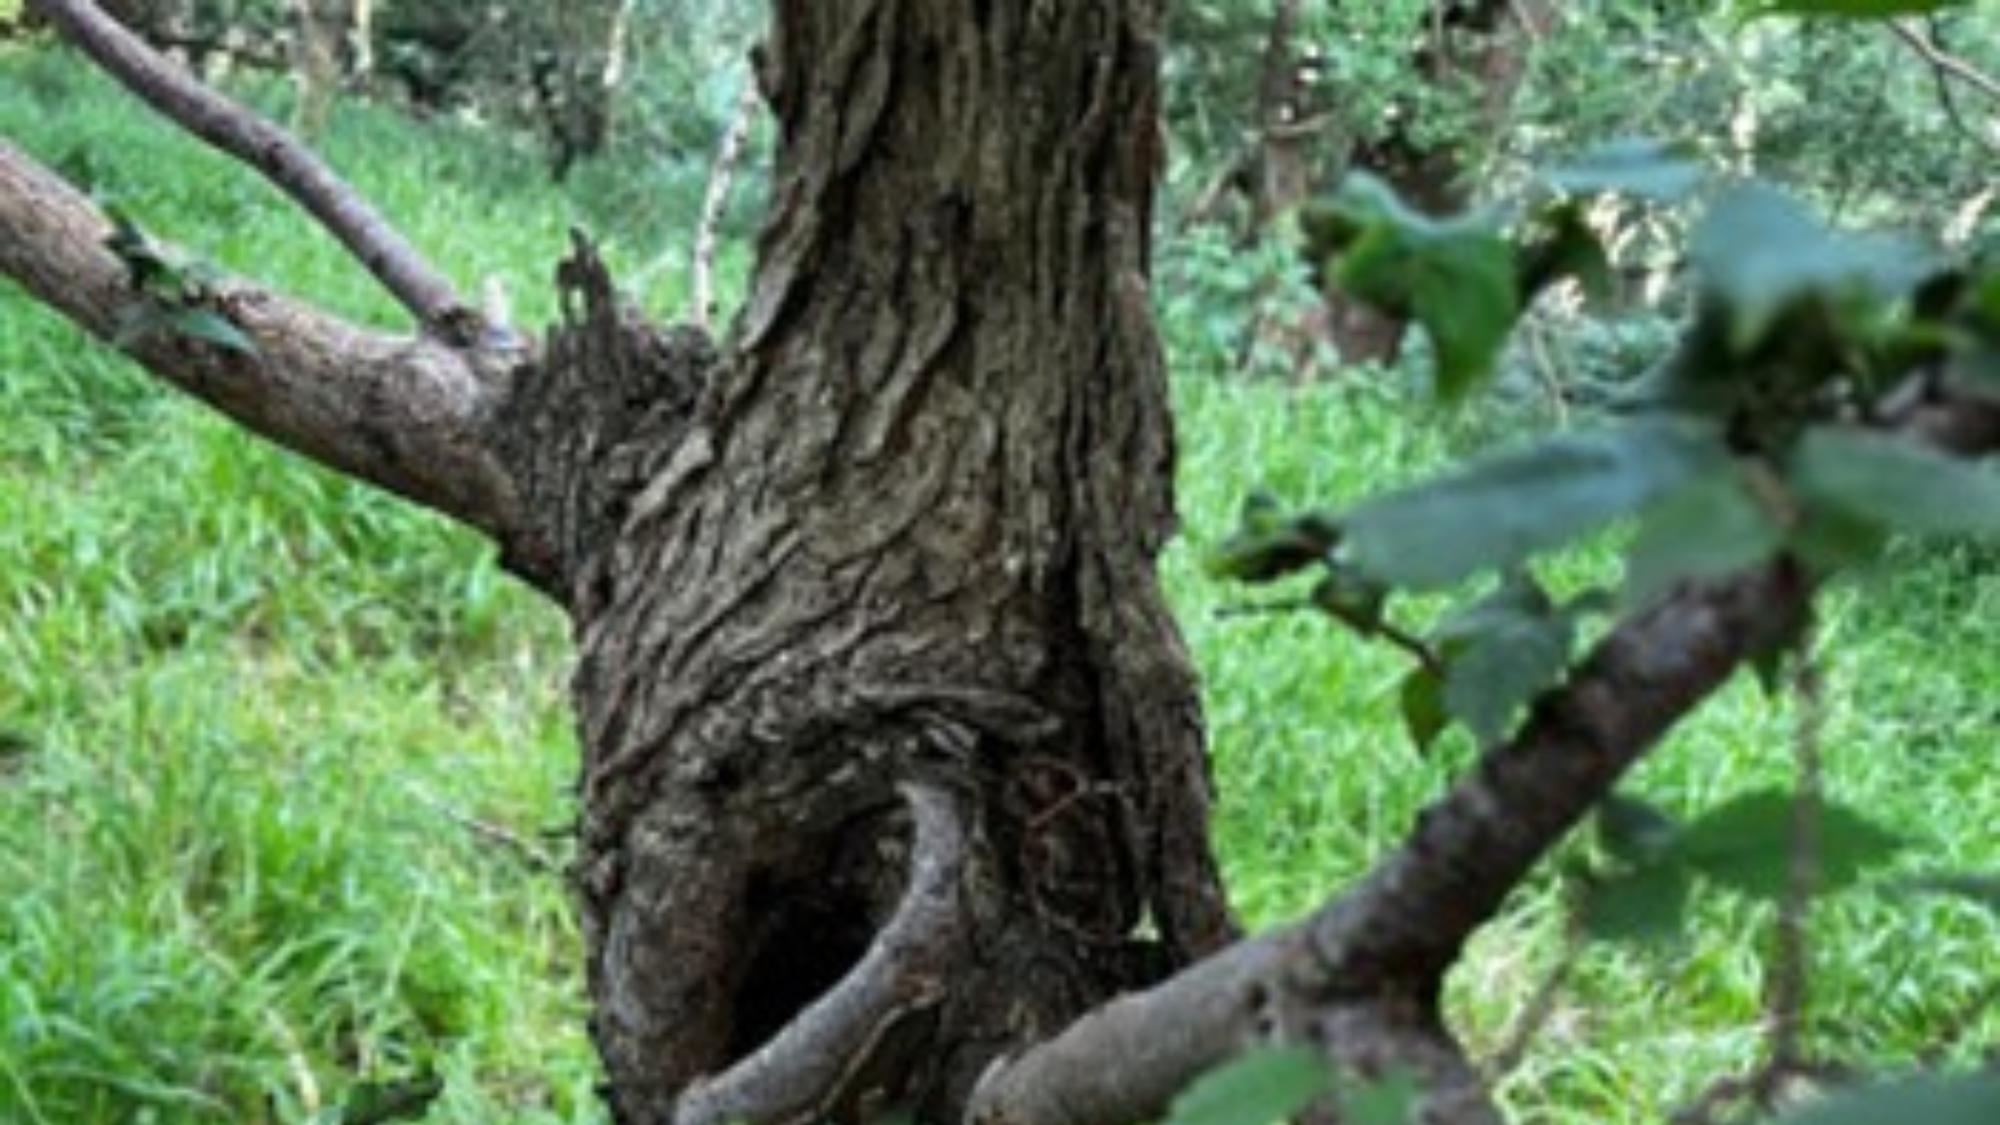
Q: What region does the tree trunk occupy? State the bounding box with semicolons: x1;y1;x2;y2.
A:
288;0;351;141
539;3;1235;1122
1322;0;1553;368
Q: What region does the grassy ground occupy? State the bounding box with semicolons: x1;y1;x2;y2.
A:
4;47;1999;1125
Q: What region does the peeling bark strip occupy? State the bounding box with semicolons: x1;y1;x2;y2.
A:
568;2;1232;1122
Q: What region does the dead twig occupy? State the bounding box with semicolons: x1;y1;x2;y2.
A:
406;785;563;875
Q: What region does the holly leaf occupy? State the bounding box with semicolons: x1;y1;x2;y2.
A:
1518;202;1616;304
1766;1074;2000;1125
1436;579;1573;746
1539;139;1705;204
1691;185;1933;354
164;307;258;354
1398;667;1450;756
1310;567;1389;635
1209;495;1341;583
1579;860;1692;945
1597;794;1682;866
1624;468;1785;608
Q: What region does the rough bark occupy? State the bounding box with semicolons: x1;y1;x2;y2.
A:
562;3;1234;1122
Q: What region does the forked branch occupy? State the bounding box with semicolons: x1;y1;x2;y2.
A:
27;0;481;336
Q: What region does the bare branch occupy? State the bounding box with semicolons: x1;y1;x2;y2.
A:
1890;17;2000;106
1309;565;1811;990
674;783;971;1125
0;138;537;562
1889;17;2000;157
26;0;482;337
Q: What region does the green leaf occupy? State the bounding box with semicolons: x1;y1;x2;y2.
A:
1692;185;1933;353
1624;468;1785;608
112;302;173;350
1165;1048;1331;1125
1539;139;1705;204
1310;173;1520;400
1767;1074;2000;1125
1678;789;1903;901
1437;579;1573;745
1398;667;1449;756
1345;419;1727;590
1337;1071;1421;1125
1597;794;1682;866
164;307;259;354
1579;861;1692;945
1790;427;2000;541
1518;203;1616;304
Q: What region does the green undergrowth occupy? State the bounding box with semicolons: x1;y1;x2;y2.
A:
4;44;1999;1125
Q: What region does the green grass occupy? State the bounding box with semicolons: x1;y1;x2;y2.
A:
5;44;2000;1125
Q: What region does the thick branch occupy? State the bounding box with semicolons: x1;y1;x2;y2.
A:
0;138;536;561
1309;566;1808;988
673;784;971;1125
27;0;479;335
968;565;1806;1125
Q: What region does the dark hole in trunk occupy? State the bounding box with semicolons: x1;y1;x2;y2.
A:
725;804;910;1058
